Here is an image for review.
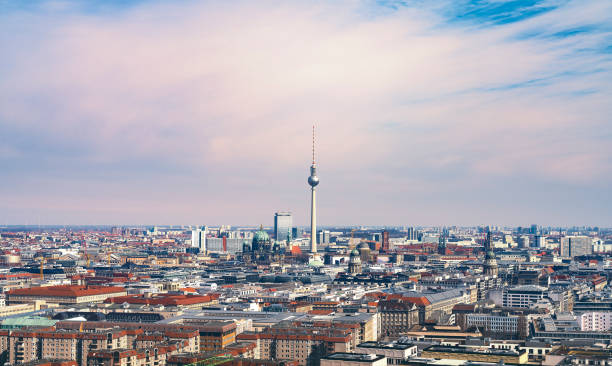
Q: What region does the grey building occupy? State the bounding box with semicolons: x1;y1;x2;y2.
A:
560;236;592;258
318;230;330;244
274;212;292;242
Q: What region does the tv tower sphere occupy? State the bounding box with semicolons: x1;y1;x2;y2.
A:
308;166;319;187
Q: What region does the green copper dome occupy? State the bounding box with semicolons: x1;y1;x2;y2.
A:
252;226;270;250
253;230;269;242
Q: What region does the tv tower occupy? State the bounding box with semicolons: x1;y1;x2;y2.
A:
307;126;322;266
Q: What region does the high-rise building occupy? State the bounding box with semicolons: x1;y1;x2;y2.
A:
533;235;546;249
274;212;292;242
318;230;330;245
292;227;301;239
517;236;529;249
560;236;593;258
191;226;207;253
382;231;390;252
407;227;419;241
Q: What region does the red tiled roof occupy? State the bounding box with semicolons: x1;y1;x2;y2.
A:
7;285;125;298
404;296;431;306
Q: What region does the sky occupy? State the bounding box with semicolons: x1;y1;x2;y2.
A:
0;0;611;227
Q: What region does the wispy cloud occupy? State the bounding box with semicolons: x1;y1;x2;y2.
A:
0;0;610;226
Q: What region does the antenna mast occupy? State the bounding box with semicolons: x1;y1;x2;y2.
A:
312;125;316;165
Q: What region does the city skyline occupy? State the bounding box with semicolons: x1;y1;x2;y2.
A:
1;0;611;226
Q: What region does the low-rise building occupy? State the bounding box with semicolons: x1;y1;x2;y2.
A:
421;345;528;364
321;353;387;366
354;341;417;365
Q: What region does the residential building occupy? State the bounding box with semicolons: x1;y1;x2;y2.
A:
579;312;612;331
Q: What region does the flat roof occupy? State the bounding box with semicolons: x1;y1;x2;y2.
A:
323;353;385;362
358;341;413;350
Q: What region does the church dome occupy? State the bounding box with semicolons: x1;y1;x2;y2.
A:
252;227;270;251
358;242;370;250
253;229;270;243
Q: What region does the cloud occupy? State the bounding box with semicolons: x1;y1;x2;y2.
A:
0;0;610;226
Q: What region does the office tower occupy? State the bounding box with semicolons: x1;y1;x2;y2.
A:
382;231;390;252
308;126;320;254
518;236;529;249
407;227;419;241
372;233;382;242
560;236;593;258
292;227;301;239
533;235;546;249
483;230;498;276
530;224;539;235
191;226;207;253
274;212;292;242
318;230;330;245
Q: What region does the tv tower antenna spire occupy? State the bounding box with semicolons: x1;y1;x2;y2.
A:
312;125;316;165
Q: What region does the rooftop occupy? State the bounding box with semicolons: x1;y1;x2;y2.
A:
7;285;125;298
322;353;385;362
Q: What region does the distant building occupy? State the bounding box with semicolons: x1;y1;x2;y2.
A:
421;345;528;364
354;342;417;364
207;237;243;253
238;326;352;364
321;353;387;366
465;313;528;339
407;227;419;241
518;236;529;249
560;236;592;258
191;227;207;253
533;235;546;249
105;293;219;309
502;285;547;308
348;249;362;274
483;231;498;277
318;230;331;245
274;212;292;242
381;231;390;252
437;233;447;255
6;285;127;305
292;227;301;239
378;299;419;337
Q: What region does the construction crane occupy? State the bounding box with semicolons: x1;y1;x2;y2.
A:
36;257;46;280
